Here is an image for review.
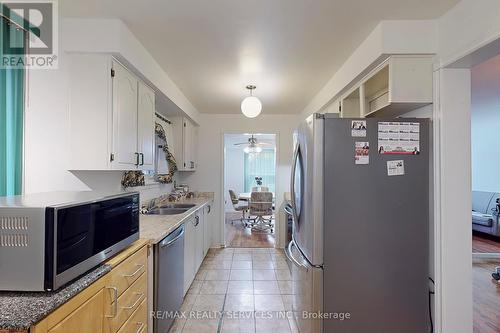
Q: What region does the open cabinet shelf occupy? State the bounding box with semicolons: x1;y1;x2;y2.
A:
338;55;433;118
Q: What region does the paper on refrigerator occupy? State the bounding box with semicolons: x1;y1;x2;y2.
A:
355;142;370;165
378;121;420;155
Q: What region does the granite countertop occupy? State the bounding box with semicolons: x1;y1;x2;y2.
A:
0;264;111;331
140;193;214;244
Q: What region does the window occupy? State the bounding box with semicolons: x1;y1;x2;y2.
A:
0;16;25;196
244;149;276;193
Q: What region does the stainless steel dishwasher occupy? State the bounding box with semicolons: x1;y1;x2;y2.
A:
154;224;185;333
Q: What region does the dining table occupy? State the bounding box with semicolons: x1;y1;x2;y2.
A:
238;192;276;201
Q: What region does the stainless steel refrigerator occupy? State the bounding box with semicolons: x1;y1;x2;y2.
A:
286;114;429;333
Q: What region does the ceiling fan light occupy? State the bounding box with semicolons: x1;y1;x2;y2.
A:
241;96;262;118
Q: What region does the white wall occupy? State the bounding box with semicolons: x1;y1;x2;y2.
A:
224;146;245;211
470;55;500;192
177;114;301;248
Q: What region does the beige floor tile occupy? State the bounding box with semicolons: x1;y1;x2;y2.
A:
275;269;292;280
188;280;203;294
191;294;226;311
181;318;219;333
252;248;271;253
204;260;233;269
195;269;208;281
180;293;197;312
252;260;274;269
168;317;186;333
253;280;281;295
221;313;255;333
233;248;253;254
229;269;253;281
278;280;293;294
224;294;255;312
205;269;231;281
288;316;300;333
227;280;254;294
231;260;252;270
252;253;272;261
255;317;291;333
253;269;276;281
282;295;293;311
254;295;285;311
200;280;229;295
273;260;289;269
233;253;252;261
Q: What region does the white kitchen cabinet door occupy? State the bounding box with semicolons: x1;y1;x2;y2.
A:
112;60;139;169
183;119;195;170
194;211;205;271
183;215;196;295
203;204;212;256
137;81;155;170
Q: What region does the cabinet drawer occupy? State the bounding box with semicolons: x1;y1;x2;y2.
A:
104;272;147;333
108;246;148;298
116;299;147;333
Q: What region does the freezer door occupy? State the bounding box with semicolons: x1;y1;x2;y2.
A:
286;239;323;333
291;114;324;266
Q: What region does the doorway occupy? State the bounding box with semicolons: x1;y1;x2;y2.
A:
470;54;500;333
223;133;277;248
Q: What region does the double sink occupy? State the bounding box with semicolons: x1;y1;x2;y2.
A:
147;203;196;215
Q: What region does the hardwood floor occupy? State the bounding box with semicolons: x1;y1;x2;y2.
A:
225;211;275;248
472;233;500;333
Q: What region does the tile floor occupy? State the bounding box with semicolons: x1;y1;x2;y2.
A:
168;247;297;333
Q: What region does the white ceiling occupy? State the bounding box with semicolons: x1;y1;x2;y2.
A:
60;0;459;115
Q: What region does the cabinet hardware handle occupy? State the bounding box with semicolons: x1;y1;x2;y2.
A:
122;292;145;310
135;152;140;166
140;153;144;166
194;215;200;226
134;322;145;333
105;286;118;318
207;205;211;214
122;264;145;278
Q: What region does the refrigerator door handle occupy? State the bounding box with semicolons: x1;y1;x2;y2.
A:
286;239;308;270
290;142;300;232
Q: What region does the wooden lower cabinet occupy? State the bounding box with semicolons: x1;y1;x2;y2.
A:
48;290;105;333
30;241;149;333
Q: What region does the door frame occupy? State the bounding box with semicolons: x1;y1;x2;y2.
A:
220;132;281;248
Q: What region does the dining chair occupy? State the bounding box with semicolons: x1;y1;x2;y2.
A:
248;191;274;232
228;190;249;225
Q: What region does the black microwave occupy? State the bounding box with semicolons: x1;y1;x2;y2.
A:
0;191;140;291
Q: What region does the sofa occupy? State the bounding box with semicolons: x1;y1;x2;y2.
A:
472;191;500;237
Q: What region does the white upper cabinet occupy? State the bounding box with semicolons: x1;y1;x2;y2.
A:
112;61;139;168
68;54;155;171
137;81;155;169
339;55;433;118
171;116;198;171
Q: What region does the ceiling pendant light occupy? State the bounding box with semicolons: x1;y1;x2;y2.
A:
241;85;262;118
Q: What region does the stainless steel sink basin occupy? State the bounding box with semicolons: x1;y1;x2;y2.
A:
159;204;196;209
147;204;196;215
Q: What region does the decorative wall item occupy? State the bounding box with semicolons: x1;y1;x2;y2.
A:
121;171;145;188
155;122;178;184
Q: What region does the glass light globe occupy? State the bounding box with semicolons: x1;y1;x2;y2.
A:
241;96;262;118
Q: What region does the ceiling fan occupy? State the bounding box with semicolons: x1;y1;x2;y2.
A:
233;135;273;153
